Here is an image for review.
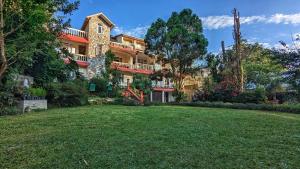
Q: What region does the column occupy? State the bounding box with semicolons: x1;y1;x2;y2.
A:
162;91;165;103
150;91;153;102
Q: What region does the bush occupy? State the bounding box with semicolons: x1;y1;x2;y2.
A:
90;77;108;97
170;101;300;114
45;80;89;107
28;87;47;97
193;87;268;104
232;88;267;104
0;88;20;116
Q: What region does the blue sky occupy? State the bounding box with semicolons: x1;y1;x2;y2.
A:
69;0;300;52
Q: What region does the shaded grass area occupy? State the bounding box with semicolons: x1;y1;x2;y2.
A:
1;105;300;168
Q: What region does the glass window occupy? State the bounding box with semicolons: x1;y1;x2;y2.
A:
97;24;103;34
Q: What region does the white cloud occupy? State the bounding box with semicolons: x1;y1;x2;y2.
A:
111;13;300;38
201;13;300;30
112;26;149;38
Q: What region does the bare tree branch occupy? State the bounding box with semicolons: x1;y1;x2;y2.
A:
4;19;28;38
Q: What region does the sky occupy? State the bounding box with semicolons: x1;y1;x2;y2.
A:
68;0;300;52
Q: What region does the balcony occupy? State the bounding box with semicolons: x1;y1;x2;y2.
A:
112;61;154;70
110;42;134;51
63;27;88;38
152;81;174;88
74;54;89;62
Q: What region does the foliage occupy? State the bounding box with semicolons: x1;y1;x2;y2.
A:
145;9;208;101
23;43;79;86
103;50;122;96
90;77;109;97
131;74;152;95
172;90;187;103
232;88;267;104
1;0;79;84
28;87;47;97
273;45;300;94
45;80;89;107
243;43;284;88
0;83;20;116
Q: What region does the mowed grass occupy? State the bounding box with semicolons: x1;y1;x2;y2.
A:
1;105;300;169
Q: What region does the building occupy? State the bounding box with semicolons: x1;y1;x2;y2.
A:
60;12;207;103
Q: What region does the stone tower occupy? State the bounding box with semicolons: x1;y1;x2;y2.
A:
81;13;115;57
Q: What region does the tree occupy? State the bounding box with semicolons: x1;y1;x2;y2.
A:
232;8;244;92
131;74;152;95
243;43;283;89
145;9;208;101
103;50;122;96
0;0;79;84
273;44;300;94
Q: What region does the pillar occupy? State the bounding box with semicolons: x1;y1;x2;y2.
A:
150;91;153;102
162;91;165;103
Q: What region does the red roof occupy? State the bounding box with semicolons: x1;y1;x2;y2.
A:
60;33;89;44
153;87;175;92
63;58;89;68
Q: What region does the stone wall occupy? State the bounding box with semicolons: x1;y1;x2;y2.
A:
87;15;111;57
19;100;47;113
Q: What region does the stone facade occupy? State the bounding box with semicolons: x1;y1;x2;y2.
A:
86;15;112;57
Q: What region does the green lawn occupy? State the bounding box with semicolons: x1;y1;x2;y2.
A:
1;105;300;169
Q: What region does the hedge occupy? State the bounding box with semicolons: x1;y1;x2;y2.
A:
169;102;300;114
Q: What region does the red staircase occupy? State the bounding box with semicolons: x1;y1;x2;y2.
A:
123;85;144;104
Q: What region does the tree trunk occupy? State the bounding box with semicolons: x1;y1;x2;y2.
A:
0;0;7;82
233;8;244;92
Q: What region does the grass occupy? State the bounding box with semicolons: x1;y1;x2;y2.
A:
1;105;300;169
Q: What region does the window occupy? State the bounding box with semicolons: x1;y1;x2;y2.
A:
95;44;103;56
78;45;86;55
97;24;103;34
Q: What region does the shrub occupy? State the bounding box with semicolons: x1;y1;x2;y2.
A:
232;88;267;104
173;90;187;102
28;87;47;97
45;80;89;107
90;77;108;97
0;89;20;116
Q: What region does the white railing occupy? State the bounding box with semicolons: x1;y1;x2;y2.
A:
152;81;174;88
112;61;155;71
63;27;88;38
74;54;89;62
110;42;134;50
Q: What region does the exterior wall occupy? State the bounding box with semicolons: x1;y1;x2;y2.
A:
86;16;111;57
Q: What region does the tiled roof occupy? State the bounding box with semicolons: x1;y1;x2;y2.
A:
60;34;89;44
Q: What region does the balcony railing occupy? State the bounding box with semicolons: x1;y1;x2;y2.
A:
152;81;174;88
112;61;155;71
74;54;89;62
110;42;134;50
63;27;88;38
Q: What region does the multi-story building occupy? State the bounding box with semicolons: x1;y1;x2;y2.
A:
60;12;207;102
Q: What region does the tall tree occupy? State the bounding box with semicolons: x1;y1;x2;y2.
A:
273;43;300;94
243;43;284;88
0;0;79;84
145;9;208;100
232;8;244;92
